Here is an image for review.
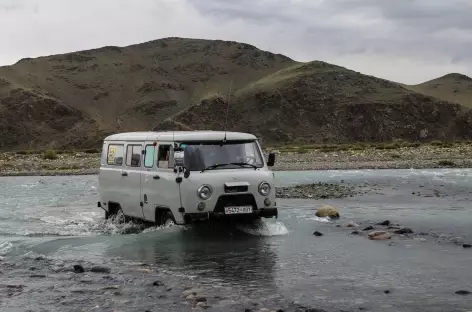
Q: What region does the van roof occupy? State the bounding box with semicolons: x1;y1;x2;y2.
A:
104;131;258;142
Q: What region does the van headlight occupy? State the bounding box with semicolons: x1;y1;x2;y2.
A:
197;185;212;200
258;182;271;196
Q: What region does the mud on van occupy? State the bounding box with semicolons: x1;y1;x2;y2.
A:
97;131;277;226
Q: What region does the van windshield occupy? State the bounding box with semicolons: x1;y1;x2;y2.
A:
181;141;264;171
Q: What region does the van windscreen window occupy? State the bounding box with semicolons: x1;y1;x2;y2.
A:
107;144;124;166
144;145;155;168
182;140;264;171
157;145;171;168
126;145;142;167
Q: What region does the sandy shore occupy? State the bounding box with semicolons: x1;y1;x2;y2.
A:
0;143;471;176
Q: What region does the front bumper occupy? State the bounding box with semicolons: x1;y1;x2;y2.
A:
183;207;278;224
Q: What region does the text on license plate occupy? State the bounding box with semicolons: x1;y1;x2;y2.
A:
224;206;253;214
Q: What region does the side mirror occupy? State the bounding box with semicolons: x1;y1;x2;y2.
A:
267;152;276;167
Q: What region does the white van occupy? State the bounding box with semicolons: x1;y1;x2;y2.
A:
97;131;277;226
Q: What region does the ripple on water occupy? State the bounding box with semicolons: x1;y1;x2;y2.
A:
0;240;13;255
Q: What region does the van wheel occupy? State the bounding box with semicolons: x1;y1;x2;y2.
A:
113;208;128;224
156;210;175;227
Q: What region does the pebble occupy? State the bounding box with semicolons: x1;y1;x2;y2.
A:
363;226;374;231
378;220;390;226
345;221;359;228
313;231;323;237
73;264;84;273
351;231;361;235
368;231;392;240
152;280;164;287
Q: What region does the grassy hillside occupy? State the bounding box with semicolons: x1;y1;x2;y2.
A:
405;73;472;108
0;37;294;150
156;61;472;144
1;37;472;150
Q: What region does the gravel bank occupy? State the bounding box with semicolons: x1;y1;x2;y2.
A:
1;144;471;176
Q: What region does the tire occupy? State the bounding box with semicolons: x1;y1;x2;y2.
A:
156;210;175;227
112;207;128;224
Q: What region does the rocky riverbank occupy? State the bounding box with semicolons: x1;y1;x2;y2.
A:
275;182;366;199
1;142;471;176
268;142;472;171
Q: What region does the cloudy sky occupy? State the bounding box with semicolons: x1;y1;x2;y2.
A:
1;0;471;84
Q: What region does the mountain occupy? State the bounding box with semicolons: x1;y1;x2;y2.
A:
154;61;472;144
1;37;472;150
405;73;472;108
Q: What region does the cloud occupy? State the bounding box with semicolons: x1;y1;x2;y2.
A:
0;0;471;84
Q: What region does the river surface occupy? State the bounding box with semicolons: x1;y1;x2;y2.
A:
1;169;472;312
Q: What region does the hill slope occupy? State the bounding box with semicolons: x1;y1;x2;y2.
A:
155;62;472;144
405;73;472;108
1;37;472;149
0;37;294;149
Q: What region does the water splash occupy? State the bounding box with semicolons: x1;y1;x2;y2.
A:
305;216;332;223
237;219;290;236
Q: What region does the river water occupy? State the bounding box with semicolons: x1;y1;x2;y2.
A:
1;169;472;312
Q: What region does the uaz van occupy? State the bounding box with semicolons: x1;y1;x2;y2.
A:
97;131;277;226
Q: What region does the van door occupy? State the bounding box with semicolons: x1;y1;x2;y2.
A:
141;142;182;224
121;142;144;219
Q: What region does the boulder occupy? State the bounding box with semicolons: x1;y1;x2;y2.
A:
315;205;340;219
368;231;392;240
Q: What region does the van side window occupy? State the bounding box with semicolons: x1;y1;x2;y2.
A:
126;145;142;167
144;145;155;168
157;145;171;168
107;144;124;166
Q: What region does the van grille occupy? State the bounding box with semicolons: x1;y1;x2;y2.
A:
224;184;249;193
213;194;257;213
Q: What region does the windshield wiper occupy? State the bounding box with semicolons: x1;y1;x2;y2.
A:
201;163;230;172
229;162;258;170
201;162;258;172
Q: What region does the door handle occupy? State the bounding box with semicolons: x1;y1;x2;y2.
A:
153;175;160;180
122;171;128;176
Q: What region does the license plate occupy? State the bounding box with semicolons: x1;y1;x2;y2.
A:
224;206;253;214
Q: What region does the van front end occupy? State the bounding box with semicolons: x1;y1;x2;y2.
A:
178;170;277;224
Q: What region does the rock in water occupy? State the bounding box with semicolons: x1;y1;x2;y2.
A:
363;226;374;231
315;205;340;219
90;266;111;273
377;220;390;226
345;221;359;228
313;231;323;237
368;231;392;240
73;265;84;273
393;228;413;234
455;290;470;295
463;244;471;249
